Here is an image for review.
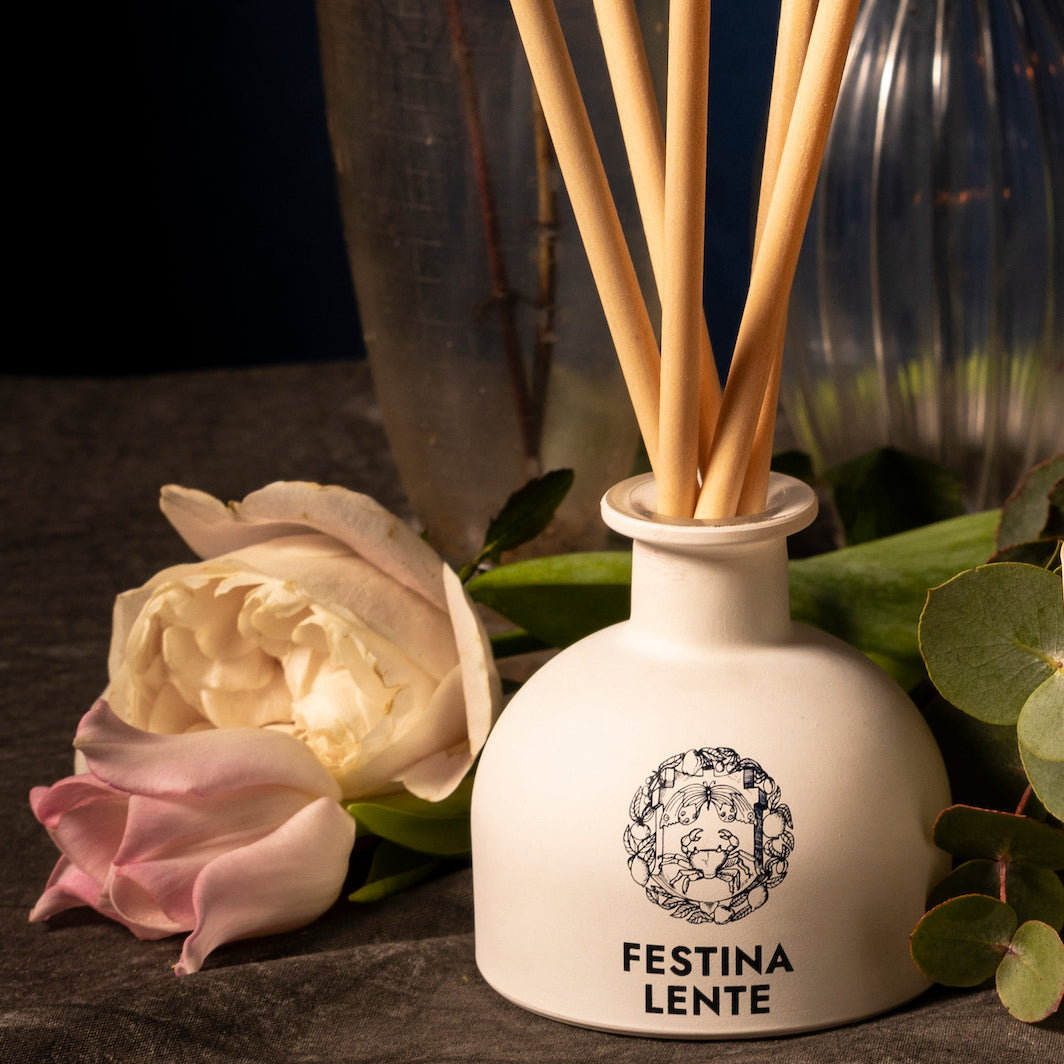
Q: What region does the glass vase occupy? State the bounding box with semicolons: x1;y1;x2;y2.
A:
316;1;665;562
781;0;1064;510
472;473;950;1037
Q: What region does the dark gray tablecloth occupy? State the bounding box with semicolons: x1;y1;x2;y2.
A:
1;364;1059;1063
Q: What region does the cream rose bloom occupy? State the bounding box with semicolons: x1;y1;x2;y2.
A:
103;482;501;801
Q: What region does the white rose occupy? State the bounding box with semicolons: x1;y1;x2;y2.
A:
104;482;501;801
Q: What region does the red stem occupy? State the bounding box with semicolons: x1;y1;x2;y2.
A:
446;0;537;463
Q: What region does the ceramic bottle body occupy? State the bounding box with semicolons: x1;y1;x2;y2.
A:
472;474;950;1037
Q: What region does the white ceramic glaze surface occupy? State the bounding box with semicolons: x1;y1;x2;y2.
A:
472;474;950;1037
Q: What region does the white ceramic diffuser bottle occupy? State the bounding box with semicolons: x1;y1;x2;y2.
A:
472;472;950;1037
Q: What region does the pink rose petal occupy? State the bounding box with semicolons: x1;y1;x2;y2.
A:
175;796;355;975
74;701;341;800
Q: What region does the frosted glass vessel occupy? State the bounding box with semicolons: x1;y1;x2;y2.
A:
316;1;666;561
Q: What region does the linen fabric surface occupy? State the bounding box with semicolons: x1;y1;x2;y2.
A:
2;363;1059;1063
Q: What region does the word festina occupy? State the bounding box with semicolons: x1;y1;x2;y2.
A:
623;940;794;1017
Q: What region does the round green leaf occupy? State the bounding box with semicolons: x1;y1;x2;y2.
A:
1017;671;1064;762
933;805;1064;869
997;455;1064;550
929;859;1064;930
1020;738;1064;824
910;894;1017;986
919;564;1064;725
996;921;1064;1022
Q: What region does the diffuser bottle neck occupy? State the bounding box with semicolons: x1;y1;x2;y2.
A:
601;472;817;650
628;536;793;647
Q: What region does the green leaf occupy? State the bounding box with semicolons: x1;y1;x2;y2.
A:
789;509;999;689
460;469;574;578
345;776;474;856
474;509;1000;672
488;628;552;659
1017;671;1064;762
919;563;1064;725
468;551;631;648
910;894;1017;986
996;921;1064;1022
997;455;1064;550
1020;738;1064;823
826;447;965;546
348;841;441;903
928;859;1064;930
933;806;1064;869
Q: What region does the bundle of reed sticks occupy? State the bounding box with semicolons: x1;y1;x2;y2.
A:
508;0;860;519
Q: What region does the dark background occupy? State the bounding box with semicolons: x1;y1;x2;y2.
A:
22;1;780;375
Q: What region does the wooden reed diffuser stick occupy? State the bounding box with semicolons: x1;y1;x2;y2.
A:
658;0;712;517
740;0;820;513
695;0;861;519
508;0;662;470
592;0;721;474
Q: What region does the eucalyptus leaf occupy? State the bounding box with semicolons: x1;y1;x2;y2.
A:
995;920;1064;1022
348;840;441;903
928;858;1064;930
1017;671;1064;762
826;447;965;546
468;551;631;648
997;455;1064;550
1020;738;1064;823
345;777;474;856
789;509;998;689
933;805;1064;869
910;894;1017;986
919;563;1064;725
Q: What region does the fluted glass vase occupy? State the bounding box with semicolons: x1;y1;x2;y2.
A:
781;0;1064;510
316;1;665;562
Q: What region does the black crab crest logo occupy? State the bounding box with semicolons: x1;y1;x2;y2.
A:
624;747;795;925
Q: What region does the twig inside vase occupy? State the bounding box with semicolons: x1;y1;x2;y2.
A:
531;86;558;455
446;0;538;468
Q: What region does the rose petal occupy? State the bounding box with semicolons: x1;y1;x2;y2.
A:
28;856;181;940
174;796;355;975
335;667;467;799
160;482;449;611
442;563;501;757
29;857;102;923
74;701;340;801
41;783;129;887
226;536;458;680
335;568;499;799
